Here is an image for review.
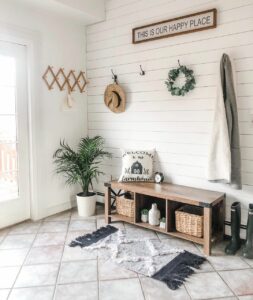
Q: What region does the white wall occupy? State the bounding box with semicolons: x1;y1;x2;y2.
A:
0;0;87;220
86;0;253;236
17;0;106;24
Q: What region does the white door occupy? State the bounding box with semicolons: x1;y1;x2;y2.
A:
0;41;30;228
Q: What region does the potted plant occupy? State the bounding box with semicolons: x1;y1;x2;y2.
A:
160;217;166;229
141;209;149;223
53;136;112;217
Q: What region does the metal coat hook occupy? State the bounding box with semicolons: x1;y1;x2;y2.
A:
139;65;145;76
111;69;118;83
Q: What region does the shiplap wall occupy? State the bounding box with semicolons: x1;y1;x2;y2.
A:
86;0;253;234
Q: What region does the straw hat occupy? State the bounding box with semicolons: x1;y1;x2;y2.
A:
104;83;126;113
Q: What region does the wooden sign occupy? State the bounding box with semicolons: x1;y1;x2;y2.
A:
132;8;217;44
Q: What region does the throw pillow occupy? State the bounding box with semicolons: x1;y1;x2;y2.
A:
118;149;155;182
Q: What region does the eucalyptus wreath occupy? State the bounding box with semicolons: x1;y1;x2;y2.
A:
165;65;196;96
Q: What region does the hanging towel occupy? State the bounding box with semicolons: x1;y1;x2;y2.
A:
207;53;242;189
207;62;231;183
221;54;242;189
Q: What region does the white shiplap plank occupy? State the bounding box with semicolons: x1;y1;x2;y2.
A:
87;44;253;78
88;121;212;133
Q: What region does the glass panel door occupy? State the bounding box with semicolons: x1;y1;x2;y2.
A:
0;54;19;201
0;41;30;228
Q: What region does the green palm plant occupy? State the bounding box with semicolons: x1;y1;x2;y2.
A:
53;136;112;196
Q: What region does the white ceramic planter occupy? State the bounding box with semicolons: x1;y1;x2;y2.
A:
141;214;148;223
160;221;166;229
76;193;96;217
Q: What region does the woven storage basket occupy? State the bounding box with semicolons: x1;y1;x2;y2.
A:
175;205;203;238
116;196;134;218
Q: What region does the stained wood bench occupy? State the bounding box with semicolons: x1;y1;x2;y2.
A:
104;181;225;256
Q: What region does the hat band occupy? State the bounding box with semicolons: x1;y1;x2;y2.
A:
112;91;121;108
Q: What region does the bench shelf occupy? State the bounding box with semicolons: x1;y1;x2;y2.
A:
105;181;225;256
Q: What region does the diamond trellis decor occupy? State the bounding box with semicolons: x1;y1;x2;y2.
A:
42;66;88;93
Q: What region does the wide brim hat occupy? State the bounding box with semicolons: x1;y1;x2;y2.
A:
104;83;126;113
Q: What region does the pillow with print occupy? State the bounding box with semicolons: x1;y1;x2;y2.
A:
118;149;155;182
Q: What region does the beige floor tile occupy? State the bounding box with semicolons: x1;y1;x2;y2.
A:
0;248;29;267
184;272;234;299
44;211;71;222
8;286;55;300
99;259;137;280
8;221;41;235
239;296;253;300
210;297;238;300
71;209;99;220
0;234;35;249
0;266;20;288
220;269;253;296
68;220;96;231
0;289;10;300
208;255;250;271
194;260;214;273
25;245;64;265
99;278;144;300
55;282;98;300
58;260;97;284
140;276;190;300
15;263;59;287
242;257;253;267
196;240;227;256
62;245;97;261
33;233;66;247
39;221;68;233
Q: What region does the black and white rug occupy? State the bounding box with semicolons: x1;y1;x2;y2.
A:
70;225;206;290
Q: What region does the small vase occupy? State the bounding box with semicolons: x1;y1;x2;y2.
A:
160;220;166;229
148;203;160;226
141;214;148;223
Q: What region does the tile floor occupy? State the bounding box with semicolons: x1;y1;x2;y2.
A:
0;206;253;300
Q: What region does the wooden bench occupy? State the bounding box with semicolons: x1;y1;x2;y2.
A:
104;181;225;256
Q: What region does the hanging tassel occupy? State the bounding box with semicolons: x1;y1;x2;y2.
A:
67;84;74;108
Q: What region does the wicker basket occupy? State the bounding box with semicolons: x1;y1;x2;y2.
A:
116;196;134;218
175;205;203;238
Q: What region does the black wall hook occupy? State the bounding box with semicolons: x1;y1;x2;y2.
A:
139;65;145;76
111;69;118;83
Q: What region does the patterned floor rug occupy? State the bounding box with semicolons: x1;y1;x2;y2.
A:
70;225;206;290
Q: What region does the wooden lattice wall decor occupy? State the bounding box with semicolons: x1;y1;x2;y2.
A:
42;66;88;93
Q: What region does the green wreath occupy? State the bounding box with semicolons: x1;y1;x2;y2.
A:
165;64;196;96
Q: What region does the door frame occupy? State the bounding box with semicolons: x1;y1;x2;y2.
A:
0;23;40;222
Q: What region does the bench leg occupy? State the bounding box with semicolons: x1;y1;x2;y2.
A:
204;207;212;256
105;186;111;224
220;197;225;238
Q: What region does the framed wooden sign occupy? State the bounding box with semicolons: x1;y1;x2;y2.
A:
132;8;217;44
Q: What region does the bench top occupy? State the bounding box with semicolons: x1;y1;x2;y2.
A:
105;181;225;207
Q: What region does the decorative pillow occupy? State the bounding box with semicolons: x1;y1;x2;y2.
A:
118;149;155;182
